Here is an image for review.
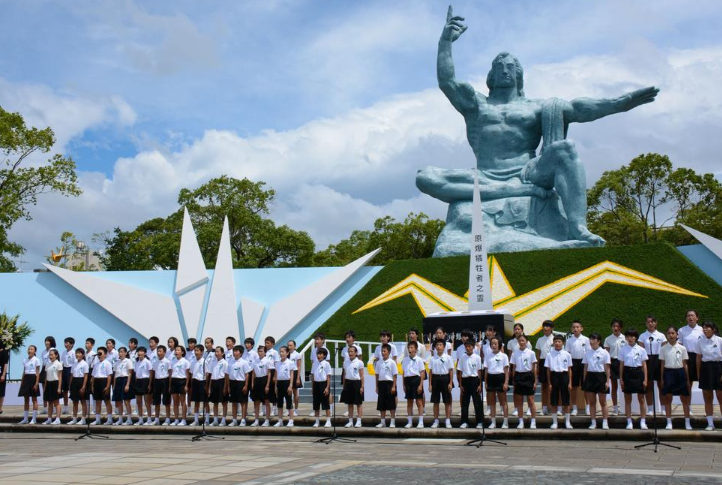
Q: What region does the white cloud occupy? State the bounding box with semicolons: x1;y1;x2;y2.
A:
7;44;722;270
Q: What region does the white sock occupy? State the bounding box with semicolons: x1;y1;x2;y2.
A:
390;418;395;426
667;418;672;426
530;418;536;426
572;405;578;412
356;418;362;426
685;418;691;427
380;418;386;425
542;406;548;414
707;416;714;427
552;414;558;425
23;411;28;419
32;410;37;419
602;419;608;427
194;413;198;421
641;418;647;426
627;418;633;426
348;418;353;425
564;413;570;425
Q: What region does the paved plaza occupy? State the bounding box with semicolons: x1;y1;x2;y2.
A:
0;432;720;484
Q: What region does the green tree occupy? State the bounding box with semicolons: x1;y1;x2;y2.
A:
99;176;315;270
313;212;444;266
47;231;100;271
0;107;81;271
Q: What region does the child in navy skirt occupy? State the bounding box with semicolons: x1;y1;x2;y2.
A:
112;347;134;425
660;326;692;430
18;345;42;424
251;346;272;427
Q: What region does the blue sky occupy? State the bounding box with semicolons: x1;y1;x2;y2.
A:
2;0;721;269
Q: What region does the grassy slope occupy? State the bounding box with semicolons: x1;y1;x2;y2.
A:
313;243;722;345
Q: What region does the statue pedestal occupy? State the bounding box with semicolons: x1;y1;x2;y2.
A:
423;310;515;346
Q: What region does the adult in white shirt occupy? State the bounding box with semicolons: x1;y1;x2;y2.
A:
640;315;667;414
659;326;692;430
678;309;705;384
698;321;722;430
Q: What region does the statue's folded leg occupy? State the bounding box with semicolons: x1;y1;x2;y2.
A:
524;140;605;246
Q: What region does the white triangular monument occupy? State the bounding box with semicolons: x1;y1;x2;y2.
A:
175;207;209;340
468;170;493;311
203;217;241;343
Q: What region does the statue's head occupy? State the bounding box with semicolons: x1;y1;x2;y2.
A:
486;52;524;97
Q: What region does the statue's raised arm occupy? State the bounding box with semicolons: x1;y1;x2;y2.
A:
437;6;478;115
564;86;660;123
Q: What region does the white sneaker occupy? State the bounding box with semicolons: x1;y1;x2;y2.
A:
132;409;138;415
325;420;332;428
588;423;596;430
665;423;673;430
43;418;52;425
293;410;299;417
79;418;86;425
626;422;634;430
91;419;99;426
526;408;531;416
389;421;395;428
417;420;425;429
512;409;518;417
685;423;693;431
219;419;227;426
190;419;198;426
705;425;715;431
517;421;524;429
501;420;509;429
354;420;362;428
445;419;452;429
178;420;187;426
261;420;270;427
530;421;536;429
571;409;578;416
431;420;439;429
162;418;170;426
228;419;237;427
313;420;320;428
29;418;37;425
68;418;77;425
640;422;648;430
404;421;413;429
240;419;247;427
476;423;483;429
250;420;259;427
460;423;468;429
273;421;283;428
375;421;386;428
169;420;177;426
52;418;61;425
488;421;496;429
602;422;609;430
309;410;316;416
550;423;558;430
344;411;349;416
565;421;573;430
18;418;28;425
287;420;294;427
344;421;353;428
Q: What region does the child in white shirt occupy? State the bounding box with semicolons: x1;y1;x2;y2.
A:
402;341;426;428
311;348;332;428
374;344;398;428
582;333;611;430
341;345;364;428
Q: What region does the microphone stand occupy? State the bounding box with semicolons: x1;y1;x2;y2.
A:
466;371;506;447
77;377;108;441
635;336;680;453
192;351;223;442
317;346;355;444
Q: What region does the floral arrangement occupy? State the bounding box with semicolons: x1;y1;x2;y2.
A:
0;313;33;353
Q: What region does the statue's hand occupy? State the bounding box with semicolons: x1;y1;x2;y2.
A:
531;186;555;199
441;5;467;42
624;86;659;111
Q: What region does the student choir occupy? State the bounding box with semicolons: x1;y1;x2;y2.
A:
13;310;722;431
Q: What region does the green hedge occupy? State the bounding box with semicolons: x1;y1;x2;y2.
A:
312;243;722;346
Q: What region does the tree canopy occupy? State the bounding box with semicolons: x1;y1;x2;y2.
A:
0;107;81;271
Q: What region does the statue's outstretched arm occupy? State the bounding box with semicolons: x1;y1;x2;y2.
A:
565;86;659;123
438;6;478;115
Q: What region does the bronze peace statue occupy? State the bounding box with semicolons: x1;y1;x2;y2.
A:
417;6;659;256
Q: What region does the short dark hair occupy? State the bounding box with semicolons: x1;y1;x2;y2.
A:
244;338;255;346
177;345;186;357
408;327;420;335
149;336;159;344
314;333;326;341
157;344;167;352
407;341;419;349
646;314;657;322
85;337;95;345
542;320;554;329
264;336;275;345
433;338;446;347
317;347;329;357
552;334;565;343
226;336;236;344
513;323;524;332
345;330;356;339
75;348;86;356
381;343;392;353
97;346;107;354
589;333;602;342
187;338;197;345
64;337;75;345
463;339;475;347
233;345;245;355
485;325;496;333
279;345;289;354
137;346;147;353
106;338;116;346
129;337;138;345
379;330;392;338
45;336;56;347
624;328;640;340
611;318;623;328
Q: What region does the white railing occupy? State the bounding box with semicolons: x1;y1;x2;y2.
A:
299;339;380;377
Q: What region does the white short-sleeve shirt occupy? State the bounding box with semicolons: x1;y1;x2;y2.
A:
92;359;113;379
114;358;134;378
582;347;610;373
275;360;295;381
227;358;252;381
265;348;280;364
660;342;688;369
23;356;42;375
604;334;625;359
211;359;228;380
134;358;152;379
374;358;398;382
374;344;399;361
458;353;483;378
252;356;271;378
510;348;537;373
242;349;259;364
619;343;648;368
639;330;667;355
45;360;63;381
401;356;425;377
311;360;331;382
535;334;554;360
700;335;722;362
678;324;704;354
455;344;480;362
171;357;190;379
61;348;76;368
429;353;454;375
343;357;364;381
565;334;590;360
71;360;89;378
507;338;520;354
484;352;509;375
153;357;171;379
192;359;206;381
342;343;363;364
544;349;572;372
85;350;97;369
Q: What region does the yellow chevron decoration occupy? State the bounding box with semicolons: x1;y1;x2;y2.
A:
354;259;707;336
